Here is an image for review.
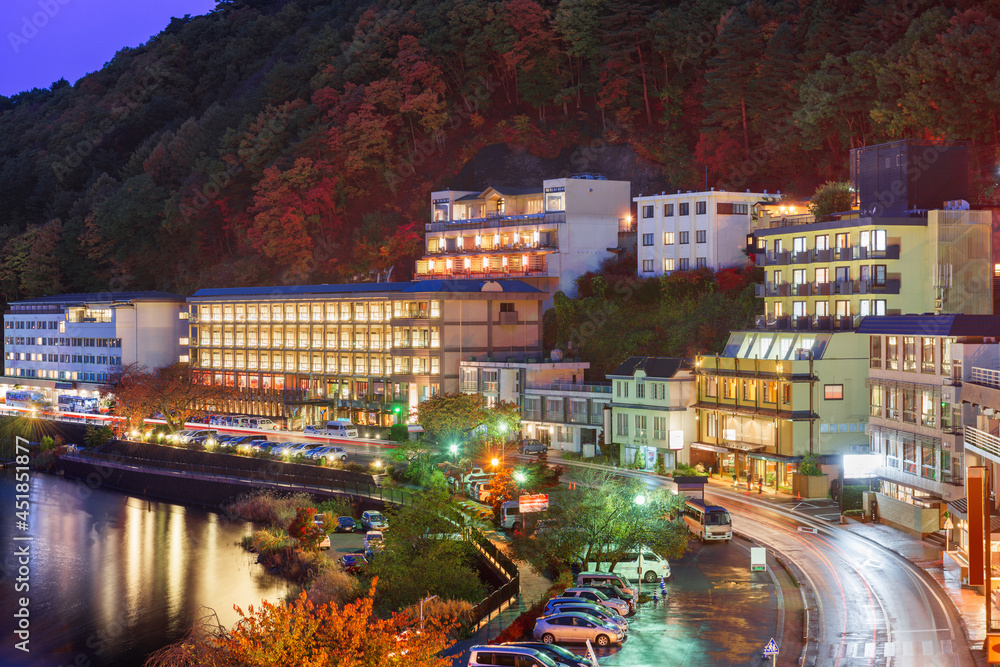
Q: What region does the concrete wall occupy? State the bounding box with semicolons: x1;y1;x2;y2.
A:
875;492;940;536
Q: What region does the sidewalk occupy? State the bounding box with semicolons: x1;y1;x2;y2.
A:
700;473;989;664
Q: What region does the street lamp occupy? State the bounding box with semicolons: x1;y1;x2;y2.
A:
449;443;458;463
420;594;438;629
635;494;646;506
514;471;526;483
491;457;500;468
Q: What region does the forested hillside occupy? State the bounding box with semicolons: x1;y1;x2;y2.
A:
1;0;999;299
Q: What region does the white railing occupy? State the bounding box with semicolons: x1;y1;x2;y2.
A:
971;367;1000;388
964;426;1000;463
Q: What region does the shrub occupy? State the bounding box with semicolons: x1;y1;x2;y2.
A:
317;497;353;519
841;485;865;511
799;453;823;476
561;451;582;461
306;569;361;607
389;424;409;442
84;425;113;448
228;491;314;528
404;598;474;638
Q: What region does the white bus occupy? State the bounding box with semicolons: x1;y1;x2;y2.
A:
682;498;732;543
57;395;100;414
5;390;46;409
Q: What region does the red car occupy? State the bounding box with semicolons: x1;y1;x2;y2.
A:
339;553;368;574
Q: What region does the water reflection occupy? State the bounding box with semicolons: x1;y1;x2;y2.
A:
0;469;287;666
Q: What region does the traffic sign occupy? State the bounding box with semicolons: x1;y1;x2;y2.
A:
763;638;778;656
519;494;549;513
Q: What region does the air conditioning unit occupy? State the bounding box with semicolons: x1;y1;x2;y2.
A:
849;444;870;454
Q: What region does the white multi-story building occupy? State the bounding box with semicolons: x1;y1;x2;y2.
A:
459;357;609;455
417;174;632;299
2;291;187;402
634;189;771;276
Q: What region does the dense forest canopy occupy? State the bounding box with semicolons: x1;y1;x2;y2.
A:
2;0;999;300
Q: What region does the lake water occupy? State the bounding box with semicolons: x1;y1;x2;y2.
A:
0;466;288;666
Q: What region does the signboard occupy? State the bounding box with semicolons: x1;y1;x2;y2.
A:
669;430;684;451
750;547;766;572
519;494;549;513
763;638;778;656
645;447;657;469
986;634;1000;663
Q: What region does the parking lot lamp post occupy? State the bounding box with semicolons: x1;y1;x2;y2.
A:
449;443;458;463
420;594;438;629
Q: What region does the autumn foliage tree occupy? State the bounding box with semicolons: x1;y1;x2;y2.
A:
287;507;325;551
416;393;521;453
101;362;235;432
144;585;453;667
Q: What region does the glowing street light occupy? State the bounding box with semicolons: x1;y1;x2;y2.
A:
635;494;647;506
514;472;526;483
491;457;500;468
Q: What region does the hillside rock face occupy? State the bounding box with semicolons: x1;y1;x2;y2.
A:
449;143;669;195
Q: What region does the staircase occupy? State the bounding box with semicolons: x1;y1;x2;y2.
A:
923;531;947;549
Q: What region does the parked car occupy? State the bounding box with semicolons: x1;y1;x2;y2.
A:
338;553;368;574
518;439;548;455
169;429;195;443
182;430;218;446
252;418;281;431
576;544;672;583
575;571;637;598
334;516;358;533
560;588;631;616
532;611;625;647
361;510;388;531
314;515;330;550
542;600;628;633
303;425;328;436
306;446;349;464
501;642;597;667
583;583;634;612
275;442;318;457
364;530;384;551
324;420;359;438
468;645;560;667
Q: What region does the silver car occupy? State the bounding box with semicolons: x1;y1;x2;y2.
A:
542;599;628;632
533;611;625;647
561;587;631;616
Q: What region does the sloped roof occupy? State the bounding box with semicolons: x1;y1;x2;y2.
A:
608;356;689;379
855;314;1000;337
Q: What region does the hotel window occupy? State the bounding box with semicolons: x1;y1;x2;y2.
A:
634;414;647;437
886;336;898;370
308;303;321;322
902;387;917;423
815;234;829;250
312;329;323;348
941;338;952;377
325;354;336;372
285;352;295;372
616;413;629;436
704;376;717;397
212;351;222;367
211;305;223;322
793;268;806;285
835;300;850;317
311;353;322;372
793;237;807;253
921;338;935;373
259;328;270;347
636;383;645;399
679;202;690;216
664;232;674;245
705;411;717;438
793;301;807;317
642;233;654;246
824;384;843;400
663;258;675;272
873;265;886;287
921;391;936;428
430;300;441;317
326;330;337;349
284;304;295;322
815;267;829;283
742;380;757;401
370;302;383;322
354;302;367;322
247;304;258;322
284;328;295;348
696;230;707;243
370;331;382;350
340;356;351;373
340;302;351;321
678;258;690;270
326;303;338;322
781;382;792;403
271;304;282;322
642;259;654;273
340;330;351;349
870;336;882;369
679;231;690;244
430;329;440;348
297;304;309;321
546;191;564;211
696;201;706;214
664;204;674;217
872;299;886;316
370;356;382;375
885;385;898;418
815;301;829;317
235;352;245;369
235;329;245;346
762;381;776;403
869;384;883;417
696;258;707;269
723;378;736;399
872;229;887;251
902;336;916;371
247;351;258;370
642;205;654;218
355;357;367;374
835;233;850;248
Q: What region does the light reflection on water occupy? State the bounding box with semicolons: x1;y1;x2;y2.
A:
0;468;287;666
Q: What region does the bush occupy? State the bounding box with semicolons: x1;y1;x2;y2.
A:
228;491;314;528
799;453;823;476
389;424;409;442
560;451;582;461
841;485;865;511
84;425;113;448
306;569;361;607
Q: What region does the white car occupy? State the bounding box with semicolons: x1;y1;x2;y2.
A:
303;425;328;436
560;588;631;616
315;515;331;550
253;418;281;431
364;530;384;551
306;446;349;464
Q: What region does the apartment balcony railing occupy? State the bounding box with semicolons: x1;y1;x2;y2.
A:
759;244;900;266
425;211;566;233
426;241;558;255
415;267;548;280
525;382;612;394
523;409;543;421
971;367;1000;388
756;314;861;331
965;426;1000;463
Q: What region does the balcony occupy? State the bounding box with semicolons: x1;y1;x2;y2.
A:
425;211;565;233
525;382;612;394
426;239;559;255
964;426;1000;464
792;251;811;264
792;282;811;297
415;267;548;280
758;243;900;265
755;315;791;330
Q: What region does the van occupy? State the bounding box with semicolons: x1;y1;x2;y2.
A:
499;500;521;530
580;545;671;583
324;421;358;437
576;571;637;598
467;645;559;667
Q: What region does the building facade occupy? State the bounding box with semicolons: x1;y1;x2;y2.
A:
857;315;1000;536
459;357;609;455
416;175;632;299
2;291;187;404
607;357;695;471
185;280;543;427
634;189;771;277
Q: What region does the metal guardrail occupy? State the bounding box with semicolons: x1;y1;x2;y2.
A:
59;448;520;632
971;367;1000;388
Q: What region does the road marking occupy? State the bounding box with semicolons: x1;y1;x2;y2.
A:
865;642;875;657
941;639;953;654
923;640;934;655
884;642;896;656
815;513;843;522
797;526;818;534
793;502;821;509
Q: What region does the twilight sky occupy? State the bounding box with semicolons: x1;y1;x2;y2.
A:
1;0;218;97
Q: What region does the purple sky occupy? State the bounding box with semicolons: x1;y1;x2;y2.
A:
1;0;218;97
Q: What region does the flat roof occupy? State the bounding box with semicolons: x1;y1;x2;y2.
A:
9;291;185;305
608;356;689;379
190;279;543;299
855;314;1000;337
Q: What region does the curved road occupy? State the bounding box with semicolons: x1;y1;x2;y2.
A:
550;456;975;667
